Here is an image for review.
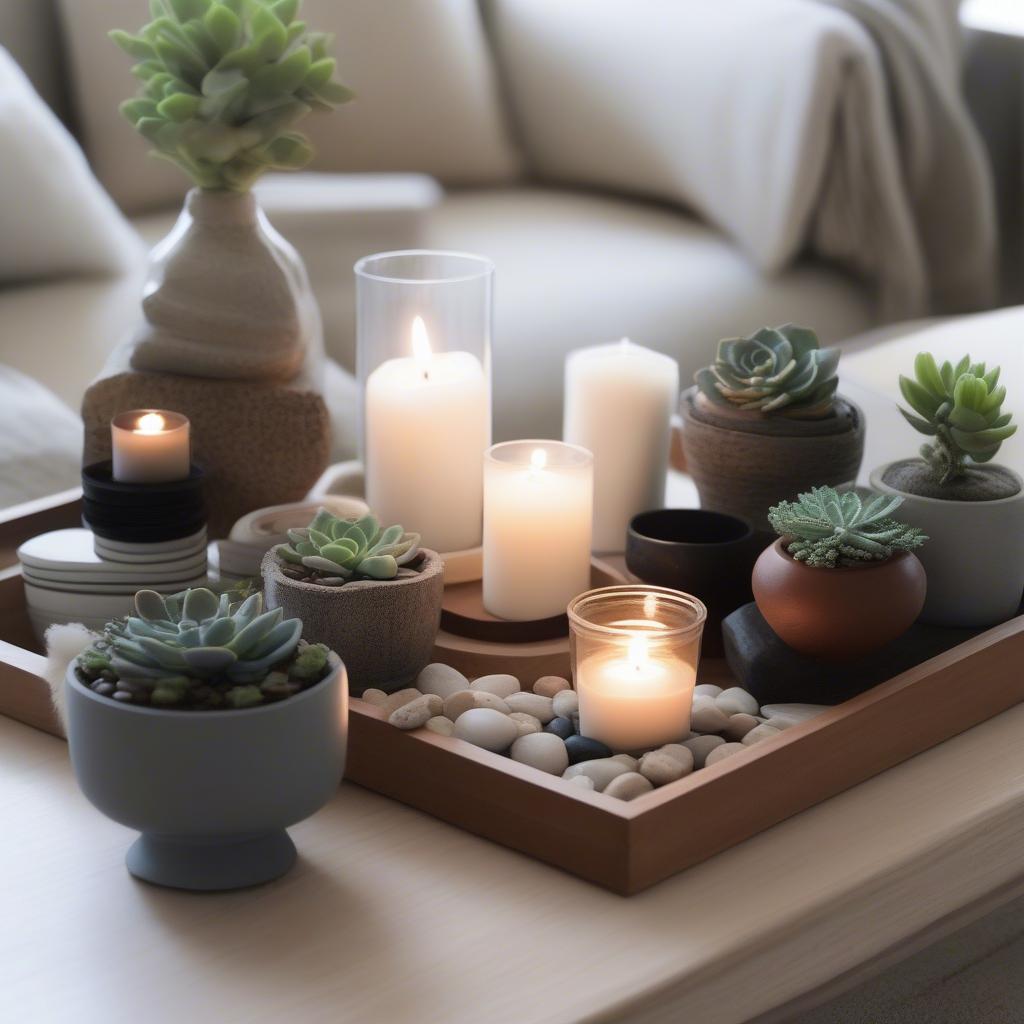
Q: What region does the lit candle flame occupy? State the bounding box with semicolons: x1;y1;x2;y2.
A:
628;634;649;672
411;315;432;380
530;448;548;472
619;337;631;351
134;412;167;435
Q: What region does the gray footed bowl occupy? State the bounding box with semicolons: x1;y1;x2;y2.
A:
65;654;347;892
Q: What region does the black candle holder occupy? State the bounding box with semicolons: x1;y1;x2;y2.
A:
81;461;206;543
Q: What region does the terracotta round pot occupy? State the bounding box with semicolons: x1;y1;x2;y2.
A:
262;549;444;695
751;539;926;660
679;388;865;532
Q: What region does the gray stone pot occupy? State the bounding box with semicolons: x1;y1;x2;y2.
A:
679;387;865;531
65;655;346;892
870;462;1024;628
262;549;444;696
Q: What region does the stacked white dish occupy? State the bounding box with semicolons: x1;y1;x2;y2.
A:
19;528;208;641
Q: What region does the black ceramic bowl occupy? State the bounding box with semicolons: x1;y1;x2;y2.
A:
626;510;763;646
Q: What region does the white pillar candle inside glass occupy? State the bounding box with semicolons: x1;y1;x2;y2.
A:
568;586;706;751
564;339;679;552
483;440;594;621
357;251;492;554
110;409;190;483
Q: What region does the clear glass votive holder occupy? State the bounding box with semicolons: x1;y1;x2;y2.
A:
483;440;594;621
568;585;707;751
355;250;493;554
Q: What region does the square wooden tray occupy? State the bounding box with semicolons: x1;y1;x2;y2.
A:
3;493;1024;895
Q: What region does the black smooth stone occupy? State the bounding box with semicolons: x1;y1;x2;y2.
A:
564;734;612;764
722;601;986;706
82;461;205;503
545;716;575;740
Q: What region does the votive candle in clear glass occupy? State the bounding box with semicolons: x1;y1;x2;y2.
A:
110;409;190;483
568;586;706;751
483;440;593;621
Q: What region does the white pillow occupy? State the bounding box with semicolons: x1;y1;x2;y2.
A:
58;0;522;214
0;48;141;282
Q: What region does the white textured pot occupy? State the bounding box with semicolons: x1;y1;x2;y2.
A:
870;462;1024;628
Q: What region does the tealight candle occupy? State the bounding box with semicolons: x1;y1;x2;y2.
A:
564;339;679;552
110;409;190;483
483;440;593;620
568;586;706;751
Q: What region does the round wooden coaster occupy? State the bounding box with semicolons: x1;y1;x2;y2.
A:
440;559;626;644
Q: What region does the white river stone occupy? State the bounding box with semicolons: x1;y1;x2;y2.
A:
453;708;518;752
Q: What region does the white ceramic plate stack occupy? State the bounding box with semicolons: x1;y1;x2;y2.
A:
209;496;370;584
19;528;208;642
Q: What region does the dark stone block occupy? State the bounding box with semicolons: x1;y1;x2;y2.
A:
722;602;983;706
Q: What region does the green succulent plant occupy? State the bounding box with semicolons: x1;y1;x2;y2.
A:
104;587;302;702
111;0;352;191
276;508;421;585
695;324;840;418
768;486;927;568
898;353;1017;485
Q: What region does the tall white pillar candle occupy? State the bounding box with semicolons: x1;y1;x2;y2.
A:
483;440;593;620
110;409;190;483
564;339;679;552
365;317;489;554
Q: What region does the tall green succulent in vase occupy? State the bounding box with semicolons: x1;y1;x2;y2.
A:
112;0;352;191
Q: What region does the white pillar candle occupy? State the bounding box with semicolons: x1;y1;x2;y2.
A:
110;410;190;483
564;339;679;552
483;440;593;620
365;317;489;553
576;634;696;750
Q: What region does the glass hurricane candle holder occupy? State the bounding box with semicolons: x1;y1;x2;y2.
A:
483;440;594;621
568;586;707;751
355;250;493;555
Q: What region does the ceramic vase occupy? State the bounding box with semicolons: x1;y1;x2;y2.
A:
870;462;1024;628
679;387;865;532
65;654;347;891
752;539;926;660
262;549;445;695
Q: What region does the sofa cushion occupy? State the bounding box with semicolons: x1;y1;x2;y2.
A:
425;188;875;441
57;0;522;214
0;47;140;283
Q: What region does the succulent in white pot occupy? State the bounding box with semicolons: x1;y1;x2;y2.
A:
869;353;1022;627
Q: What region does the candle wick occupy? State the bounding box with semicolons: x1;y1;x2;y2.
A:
423;369;429;382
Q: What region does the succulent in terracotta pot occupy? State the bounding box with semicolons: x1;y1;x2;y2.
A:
869;353;1023;628
752;486;927;660
680;325;865;532
64;585;347;891
264;507;444;695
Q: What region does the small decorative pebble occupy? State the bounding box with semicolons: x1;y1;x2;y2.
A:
658;744;694;770
638;750;688;786
705;742;747;766
564;734;612;764
504;692;555;724
443;689;510;721
563;758;631;791
760;703;829;729
694;683;723;698
690;699;730;734
610;753;638;770
361;688;388;706
604;772;654;800
722;713;760;741
510;732;570;775
682;734;725;768
568;774;595;791
715;687;759;717
382;687;421;716
389;693;442;729
424;715;455;736
509;712;543;736
742;723;782;745
533;675;571;697
551;689;579;718
545;716;575;740
453;708;518;752
470;673;521;698
416;663;469;700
